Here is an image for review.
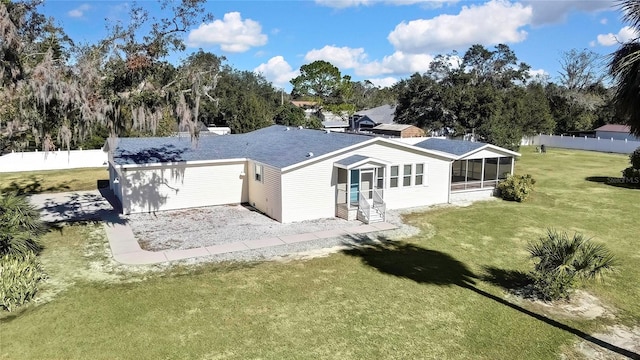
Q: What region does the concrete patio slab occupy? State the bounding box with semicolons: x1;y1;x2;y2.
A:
164;247;210;261
312;228;349;239
109;240;143;255
279;232;320;244
244;237;285;249
114;251;168;265
29;190;402;265
345;224;379;234
370;222;398;231
206;242;250;255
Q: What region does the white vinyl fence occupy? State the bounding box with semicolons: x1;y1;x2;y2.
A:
522;134;640;154
0;149;108;173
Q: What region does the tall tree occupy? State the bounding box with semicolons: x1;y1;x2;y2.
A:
290;60;342;102
558;49;606;91
609;0;640;136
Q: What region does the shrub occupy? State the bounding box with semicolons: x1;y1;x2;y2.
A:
527;229;615;301
0;253;47;312
497;174;536;202
0;193;46;257
630;147;640;169
622;167;640;183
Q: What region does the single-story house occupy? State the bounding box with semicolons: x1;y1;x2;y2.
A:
106;125;519;224
371;124;426;138
594;124;640;142
350;104;396;131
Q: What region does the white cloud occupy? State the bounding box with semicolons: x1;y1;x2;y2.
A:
254;56;299;87
600;18;608;25
187;12;267;53
304;45;368;69
68;4;90;18
529;68;548;78
524;0;612;26
356;51;434;76
367;77;398;88
315;0;371;8
315;0;457;8
596;26;639;46
388;0;532;54
302;45;433;77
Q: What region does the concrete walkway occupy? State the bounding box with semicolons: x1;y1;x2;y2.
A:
30;190;397;265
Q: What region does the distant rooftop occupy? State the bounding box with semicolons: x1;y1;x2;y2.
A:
373;124;415;131
355;104;396;125
595;124;631;133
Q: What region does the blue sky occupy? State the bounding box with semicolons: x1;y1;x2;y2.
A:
40;0;637;90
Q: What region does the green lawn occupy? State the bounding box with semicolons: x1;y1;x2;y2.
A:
0;167;108;194
1;147;639;359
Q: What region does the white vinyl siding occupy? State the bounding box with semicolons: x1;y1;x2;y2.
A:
121;161;248;214
248;162;282;221
280;141;450;222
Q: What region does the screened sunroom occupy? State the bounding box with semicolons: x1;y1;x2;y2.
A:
450;156;514;192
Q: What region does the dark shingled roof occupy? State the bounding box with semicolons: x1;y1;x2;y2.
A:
413;138;486;156
334;154;368;166
113;125;373;169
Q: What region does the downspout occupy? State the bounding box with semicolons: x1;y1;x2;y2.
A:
447;160;453;203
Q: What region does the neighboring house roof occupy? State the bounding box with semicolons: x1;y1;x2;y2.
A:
354;104;396;124
112;125;372;169
291;100;318;108
372;124;414;131
595;124;631;133
322;121;350;129
354;115;376;126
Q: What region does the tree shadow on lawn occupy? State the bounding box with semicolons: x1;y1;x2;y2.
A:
585;176;640;190
1;175;71;195
341;236;639;359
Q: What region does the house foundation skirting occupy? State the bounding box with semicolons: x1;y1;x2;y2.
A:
336;204;358;221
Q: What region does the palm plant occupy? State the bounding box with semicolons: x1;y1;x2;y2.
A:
609;0;640;137
0;193;46;257
527;229;615;301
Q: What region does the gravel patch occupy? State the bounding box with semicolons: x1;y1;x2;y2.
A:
127;203;432;263
129;204;363;251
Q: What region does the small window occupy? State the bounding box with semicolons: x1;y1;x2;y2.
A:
255;163;263;182
403;164;412;187
390;166;399;188
415;164;424;186
376;167;385;189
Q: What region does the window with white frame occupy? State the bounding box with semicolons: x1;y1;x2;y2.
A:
403;164;412;186
376;167;385;189
415;164;425;185
255;163;263;182
390;166;399;188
